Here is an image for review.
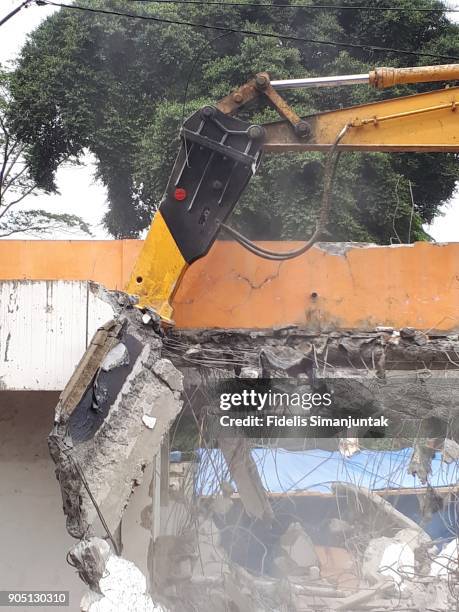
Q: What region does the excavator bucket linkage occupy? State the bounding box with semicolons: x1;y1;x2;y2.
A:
49;64;459;549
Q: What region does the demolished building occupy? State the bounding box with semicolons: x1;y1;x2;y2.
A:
1;239;459;611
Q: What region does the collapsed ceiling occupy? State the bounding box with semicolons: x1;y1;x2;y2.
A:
48;299;459;611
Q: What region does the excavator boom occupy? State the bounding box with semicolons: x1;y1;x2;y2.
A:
50;62;459;548
127;66;459;318
264;86;459;152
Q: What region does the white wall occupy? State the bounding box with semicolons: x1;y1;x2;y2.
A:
0;281;115;391
0;392;85;610
0;391;155;610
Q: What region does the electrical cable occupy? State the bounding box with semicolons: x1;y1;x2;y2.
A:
55;437;121;556
219;123;350;260
0;0;33;28
39;1;459;61
126;0;459;12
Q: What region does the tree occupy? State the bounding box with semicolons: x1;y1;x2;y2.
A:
0;67;90;237
8;0;459;241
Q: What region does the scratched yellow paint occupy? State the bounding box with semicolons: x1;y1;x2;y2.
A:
125;211;188;322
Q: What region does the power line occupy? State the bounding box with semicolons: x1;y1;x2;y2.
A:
0;0;34;28
126;0;459;12
40;1;459;61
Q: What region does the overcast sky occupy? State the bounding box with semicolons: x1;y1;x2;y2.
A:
1;0;109;239
1;0;458;241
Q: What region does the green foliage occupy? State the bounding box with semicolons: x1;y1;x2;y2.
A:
0;67;91;238
8;0;459;240
170;414;200;454
0;209;91;238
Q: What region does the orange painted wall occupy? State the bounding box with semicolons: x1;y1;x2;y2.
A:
1;239;459;331
0;240;140;291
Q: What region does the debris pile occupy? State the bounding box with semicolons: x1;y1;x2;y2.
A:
148;482;458;611
72;538;166;612
47;311;459;611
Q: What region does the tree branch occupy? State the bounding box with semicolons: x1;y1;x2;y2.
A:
0;183;39;219
0;211;92;238
0;116;11;198
1;141;25;186
1;162;30;201
0;72;91;238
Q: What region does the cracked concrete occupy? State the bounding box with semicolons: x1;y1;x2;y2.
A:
166;327;459;446
314;242;377;256
4;241;459;331
42;309;459;611
236;263;283;291
49;307;183;540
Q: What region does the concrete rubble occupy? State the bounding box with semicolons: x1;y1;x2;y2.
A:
430;538;459;577
358;531;459;611
72;538;167;612
441;437;459;463
167;326;459;469
273;522;319;578
145;455;458;611
363;533;415;589
147;490;458;612
48;303;184;540
46;292;459;611
148;511;347;612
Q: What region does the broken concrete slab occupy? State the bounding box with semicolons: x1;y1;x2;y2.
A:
153;358;184;392
363;537;398;586
259;346;311;377
430;538;459;577
169;327;459;374
168;329;459;449
441;438;459;463
332;482;429;537
69;537;111;593
74;538;165;612
101;342;129;372
274;522;318;577
218;436;274;522
239;366;261;378
378;539;414;588
394;527;432;552
316;369;459;437
49;310;183;540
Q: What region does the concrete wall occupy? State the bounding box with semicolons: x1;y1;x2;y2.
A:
173;241;459;330
0;392;85;610
0;281;114;390
2;240;459;390
1;239;459;331
0;391;154;610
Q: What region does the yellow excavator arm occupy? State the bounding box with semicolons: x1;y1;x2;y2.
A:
126;63;459;322
50;63;459;549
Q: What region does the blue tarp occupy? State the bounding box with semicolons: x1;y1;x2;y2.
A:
195;447;459;496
